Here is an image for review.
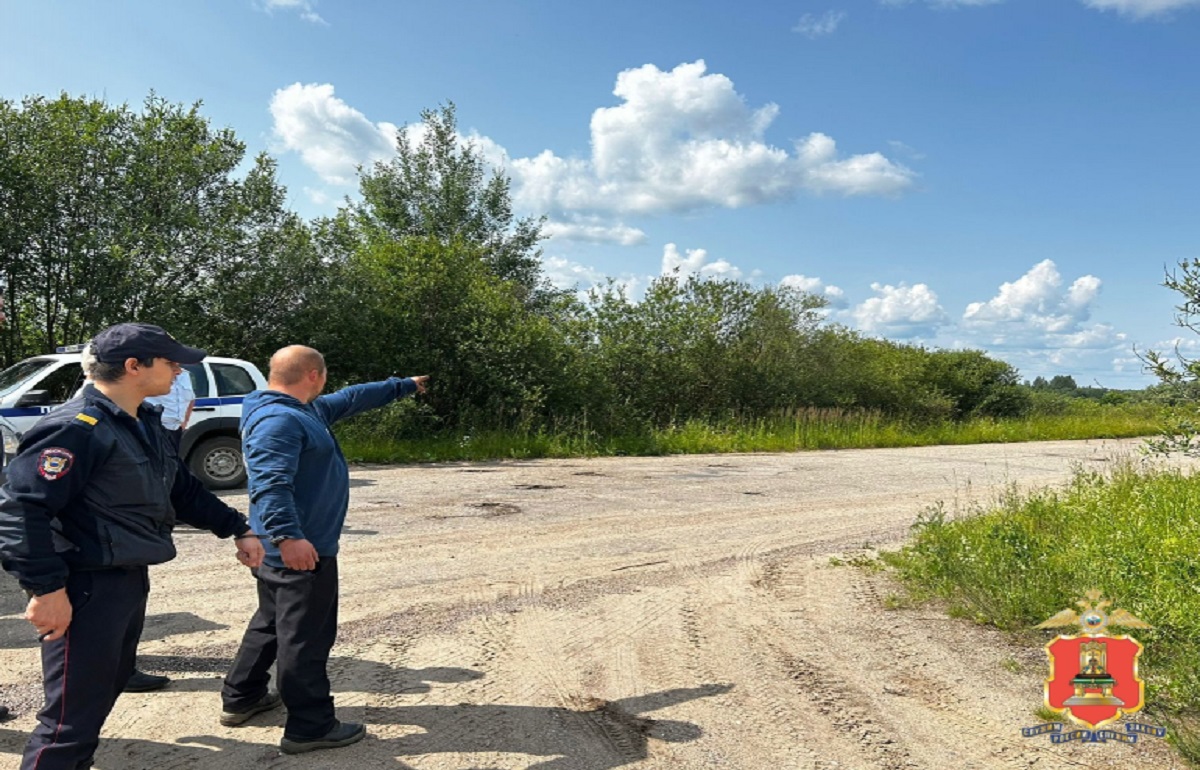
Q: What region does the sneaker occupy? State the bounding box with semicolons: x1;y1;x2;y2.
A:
124;670;171;693
220;691;283;727
0;705;10;721
280;721;366;755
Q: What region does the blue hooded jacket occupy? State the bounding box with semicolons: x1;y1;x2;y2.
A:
240;377;417;568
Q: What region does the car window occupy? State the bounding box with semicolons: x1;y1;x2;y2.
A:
36;363;85;405
0;359;55;398
212;363;256;396
183;363;210;398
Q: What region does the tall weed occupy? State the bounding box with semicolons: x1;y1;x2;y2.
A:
884;462;1200;760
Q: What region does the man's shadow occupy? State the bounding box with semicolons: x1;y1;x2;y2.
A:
364;683;732;769
4;673;729;770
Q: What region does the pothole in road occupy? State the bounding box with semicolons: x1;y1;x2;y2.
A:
470;502;523;517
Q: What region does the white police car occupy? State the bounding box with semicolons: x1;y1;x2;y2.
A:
0;349;267;489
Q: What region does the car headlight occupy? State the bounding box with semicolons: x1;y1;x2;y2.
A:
1;424;18;457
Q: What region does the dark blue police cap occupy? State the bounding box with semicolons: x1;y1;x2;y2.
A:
91;323;206;364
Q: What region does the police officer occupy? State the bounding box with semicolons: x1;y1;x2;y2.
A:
0;323;265;770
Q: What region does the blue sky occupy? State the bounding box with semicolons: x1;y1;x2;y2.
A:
4;0;1200;388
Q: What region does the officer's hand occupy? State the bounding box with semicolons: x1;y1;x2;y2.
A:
410;375;430;394
236;536;265;569
26;589;72;642
278;538;319;571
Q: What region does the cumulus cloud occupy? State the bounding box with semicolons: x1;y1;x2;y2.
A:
961;260;1114;343
260;0;326;24
851;282;948;338
542;218;647;246
1081;0;1200;17
793;10;848;37
780;274;847;307
661;243;745;280
270;83;397;185
270;63;914;239
959;259;1128;368
512;60;915;216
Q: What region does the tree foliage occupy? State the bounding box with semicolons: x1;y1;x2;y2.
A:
1145;259;1200;455
350;103;554;308
0;93;321;364
0;91;1037;439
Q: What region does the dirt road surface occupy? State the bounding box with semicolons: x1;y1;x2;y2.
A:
0;438;1191;769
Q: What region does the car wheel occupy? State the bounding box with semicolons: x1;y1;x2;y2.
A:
188;436;247;489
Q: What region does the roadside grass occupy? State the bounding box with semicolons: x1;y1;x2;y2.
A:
337;404;1160;463
882;462;1200;761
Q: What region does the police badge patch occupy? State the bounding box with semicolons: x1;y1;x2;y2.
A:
37;448;75;480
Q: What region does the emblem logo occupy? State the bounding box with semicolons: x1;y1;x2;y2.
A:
1022;590;1165;744
37;448;75;481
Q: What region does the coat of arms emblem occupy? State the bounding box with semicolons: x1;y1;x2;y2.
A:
1022;590;1165;744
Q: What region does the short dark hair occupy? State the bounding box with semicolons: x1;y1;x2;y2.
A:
87;356;155;383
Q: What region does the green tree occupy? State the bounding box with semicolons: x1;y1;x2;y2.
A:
350;103;555;309
0;93;318;367
1145;259;1200;454
327;236;582;426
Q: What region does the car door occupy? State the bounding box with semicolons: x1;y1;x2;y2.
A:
209;361;257;422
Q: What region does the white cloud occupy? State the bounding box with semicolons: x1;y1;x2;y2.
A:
1081;0;1200;17
260;0;326;24
512;60;915;216
271;64;914;236
269;83;397;185
851;282;948;338
542;218;647;246
661;243;744;279
780;274;847;307
959;259;1128;374
793;10;848;38
962;260;1113;343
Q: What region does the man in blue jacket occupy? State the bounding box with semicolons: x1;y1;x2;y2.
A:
220;345;427;755
0;323;265;770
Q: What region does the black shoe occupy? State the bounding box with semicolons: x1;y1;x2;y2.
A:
220;691;283;727
280;721;366;754
124;670;170;693
0;705;10;721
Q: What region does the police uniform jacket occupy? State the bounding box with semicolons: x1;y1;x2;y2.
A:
0;384;251;596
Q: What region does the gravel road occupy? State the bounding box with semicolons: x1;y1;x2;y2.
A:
0;438;1190;769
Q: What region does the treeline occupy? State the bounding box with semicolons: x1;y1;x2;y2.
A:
1;93;1081;435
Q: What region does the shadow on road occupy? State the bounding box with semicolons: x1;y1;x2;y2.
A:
0;683;731;769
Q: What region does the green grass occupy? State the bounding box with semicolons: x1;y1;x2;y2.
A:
883;462;1200;762
337;405;1160;464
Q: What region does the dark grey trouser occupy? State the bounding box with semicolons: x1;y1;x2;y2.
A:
222;558;339;738
22;567;148;770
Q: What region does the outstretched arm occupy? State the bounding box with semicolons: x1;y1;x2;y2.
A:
313;375;428;426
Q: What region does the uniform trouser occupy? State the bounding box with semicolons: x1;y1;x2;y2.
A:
22;567;148;770
221;558;339;739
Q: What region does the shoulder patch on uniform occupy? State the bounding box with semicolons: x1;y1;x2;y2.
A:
38;448;76;481
74;412;99;426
